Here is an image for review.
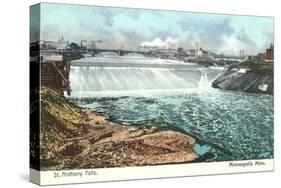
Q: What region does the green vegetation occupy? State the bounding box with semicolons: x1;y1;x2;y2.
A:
239;61;273;74
40;88;87;165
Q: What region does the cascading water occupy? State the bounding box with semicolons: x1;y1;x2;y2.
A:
198;73;210;90
68;55;273;162
69;66;221;97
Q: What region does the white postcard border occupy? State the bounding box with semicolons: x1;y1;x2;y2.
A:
30;159;274;185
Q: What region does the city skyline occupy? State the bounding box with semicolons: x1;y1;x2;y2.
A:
31;3;274;55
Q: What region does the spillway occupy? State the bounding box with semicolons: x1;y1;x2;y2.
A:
69;56;222;97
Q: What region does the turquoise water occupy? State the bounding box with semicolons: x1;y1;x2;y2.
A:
69;57;273;162
76;88;273;162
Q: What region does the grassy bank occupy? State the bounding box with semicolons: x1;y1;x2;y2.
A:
240;61;273;74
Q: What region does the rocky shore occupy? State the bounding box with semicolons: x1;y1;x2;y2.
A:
212;70;273;95
38;88;197;170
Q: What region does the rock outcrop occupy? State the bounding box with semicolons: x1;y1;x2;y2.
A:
38;88;197;170
212;70;273;95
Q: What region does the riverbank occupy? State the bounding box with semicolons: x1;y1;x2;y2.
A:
38;88;197;170
240;61;273;74
212;64;273;94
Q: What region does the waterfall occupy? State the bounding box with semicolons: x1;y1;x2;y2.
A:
69;66;221;97
198;73;210;90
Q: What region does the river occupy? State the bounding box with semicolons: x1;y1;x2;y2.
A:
68;54;274;162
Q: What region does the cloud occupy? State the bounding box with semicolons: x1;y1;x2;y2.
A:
93;8;140;27
178;17;235;50
150;29;179;41
96;9;114;27
201;18;235;48
216;34;258;55
263;30;273;40
39;3;273;55
140;37;179;49
117;30;146;49
216;35;243;55
236;29;256;46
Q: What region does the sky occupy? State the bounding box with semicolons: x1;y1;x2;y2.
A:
31;3;274;55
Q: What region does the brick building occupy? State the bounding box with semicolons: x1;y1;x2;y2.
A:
264;44;274;63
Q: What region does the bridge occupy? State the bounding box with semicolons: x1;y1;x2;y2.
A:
70;60;201;69
91;49;151;56
39;49;152;57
